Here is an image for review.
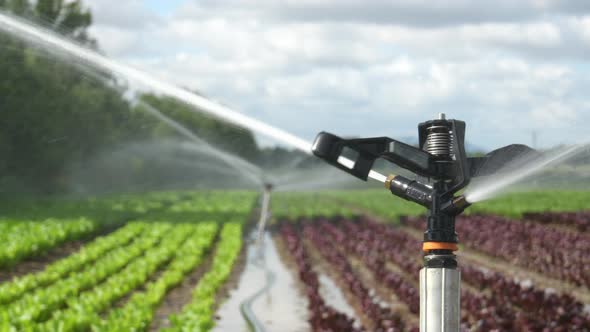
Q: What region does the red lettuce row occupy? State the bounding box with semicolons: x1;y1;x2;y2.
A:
402;214;590;288
309;216;589;330
302;222;407;332
523;211;590;232
279;223;361;332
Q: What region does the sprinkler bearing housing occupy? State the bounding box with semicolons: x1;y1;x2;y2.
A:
311;113;533;332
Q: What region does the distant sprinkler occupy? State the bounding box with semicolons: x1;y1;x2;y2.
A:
264;183;273;192
311;113;533;332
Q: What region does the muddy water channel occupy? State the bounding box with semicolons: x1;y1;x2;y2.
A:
214;232;309;332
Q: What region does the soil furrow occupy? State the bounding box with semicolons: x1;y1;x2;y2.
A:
348;256;420;328
303;238;372;331
148;237;219;331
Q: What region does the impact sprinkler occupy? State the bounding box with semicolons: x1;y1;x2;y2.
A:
311;113;533;332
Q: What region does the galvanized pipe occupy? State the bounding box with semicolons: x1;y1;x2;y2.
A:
420;266;461;332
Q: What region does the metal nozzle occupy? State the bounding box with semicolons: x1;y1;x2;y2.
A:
440;195;471;216
452;195;470;210
384;174;396;190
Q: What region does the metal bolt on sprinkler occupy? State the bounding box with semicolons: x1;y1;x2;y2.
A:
310;114;534;332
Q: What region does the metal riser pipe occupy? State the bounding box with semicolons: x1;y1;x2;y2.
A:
420;267;461;332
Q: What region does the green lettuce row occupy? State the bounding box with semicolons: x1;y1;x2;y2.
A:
0;218;98;268
36;223;205;332
0;222;145;305
167;192;258;216
94;222;218;331
0;220;27;238
327;190;425;221
164;222;243;332
271;192;357;220
0;223;171;329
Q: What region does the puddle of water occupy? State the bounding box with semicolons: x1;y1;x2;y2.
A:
213;242;262;332
317;273;363;328
252;233;309;331
214;232;309;332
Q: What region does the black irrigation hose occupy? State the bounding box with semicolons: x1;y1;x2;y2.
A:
240;259;276;332
239;189;273;332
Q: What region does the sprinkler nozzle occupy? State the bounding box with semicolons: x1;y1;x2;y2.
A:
385;174;433;208
264;183;274;192
441;195;471;216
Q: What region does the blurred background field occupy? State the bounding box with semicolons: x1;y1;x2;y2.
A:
1;0;590;331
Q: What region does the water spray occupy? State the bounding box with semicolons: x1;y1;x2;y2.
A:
311;113;533;332
0;11;312;154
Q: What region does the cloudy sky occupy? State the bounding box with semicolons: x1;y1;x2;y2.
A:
87;0;590;151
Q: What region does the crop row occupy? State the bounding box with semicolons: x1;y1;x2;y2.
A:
271;193;356;220
325;191;590;219
346;217;590;330
0;218;98;268
168;191;257;213
164;221;243;331
402;215;590;288
523;211;590;232
0;222;171;330
325;191;425;220
0;222;145;305
279;223;361;332
321;219;420;316
303;221;408;332
97;222;218;331
38;223;199;331
460;265;590;330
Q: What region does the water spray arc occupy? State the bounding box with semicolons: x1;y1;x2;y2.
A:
311;113;533;332
0;12;311;152
137;101;264;186
0;11;387;185
464;144;585;202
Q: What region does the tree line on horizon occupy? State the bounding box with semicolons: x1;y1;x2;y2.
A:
0;0;292;194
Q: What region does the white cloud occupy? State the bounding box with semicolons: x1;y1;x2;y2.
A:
530;103;577;127
572;16;590;45
85;0;590;149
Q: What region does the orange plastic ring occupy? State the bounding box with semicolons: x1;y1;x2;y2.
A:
422;242;458;252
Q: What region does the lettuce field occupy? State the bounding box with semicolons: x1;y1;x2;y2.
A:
0;190;588;331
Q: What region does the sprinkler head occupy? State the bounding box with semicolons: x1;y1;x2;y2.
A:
312;114;532;249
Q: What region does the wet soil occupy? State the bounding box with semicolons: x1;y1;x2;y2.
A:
303;238;370;331
347;256;420;328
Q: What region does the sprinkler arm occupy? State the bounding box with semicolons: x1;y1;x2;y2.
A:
312;127;535;223
312;131;534;189
312;131;432;181
313;120;470;192
468;144;538;177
